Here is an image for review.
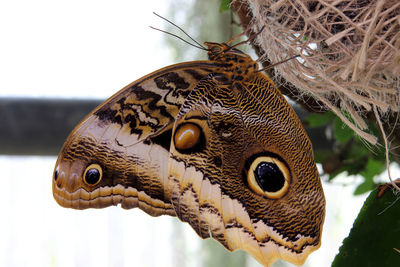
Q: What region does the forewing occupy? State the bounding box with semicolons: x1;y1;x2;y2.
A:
52;61;215;216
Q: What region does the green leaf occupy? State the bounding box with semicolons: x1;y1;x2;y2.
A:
354;179;375;195
332;187;400;266
333;118;354;144
304;111;335;127
354;158;385;194
361;157;385;179
346;141;370;159
219;0;231;12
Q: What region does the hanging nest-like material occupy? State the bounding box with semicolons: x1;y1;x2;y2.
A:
233;0;400;145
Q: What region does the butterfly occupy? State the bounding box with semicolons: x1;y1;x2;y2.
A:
52;39;325;266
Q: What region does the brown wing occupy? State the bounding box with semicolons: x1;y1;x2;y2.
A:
52;61;217;216
167;72;325;266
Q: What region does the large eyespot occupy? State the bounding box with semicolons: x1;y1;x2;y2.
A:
247;156;290;199
83;163;103;186
174;123;204;153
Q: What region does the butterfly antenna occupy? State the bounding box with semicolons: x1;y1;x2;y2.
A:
256;55;300;72
152;12;206;50
149;26;205;50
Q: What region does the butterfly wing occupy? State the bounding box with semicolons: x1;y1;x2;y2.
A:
167;73;325;266
52;41;325;267
52;61;217;216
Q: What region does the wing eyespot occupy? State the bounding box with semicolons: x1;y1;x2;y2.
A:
83;163;103;186
54;165;59;182
53;165;64;189
247;156;290;199
173;123;204;153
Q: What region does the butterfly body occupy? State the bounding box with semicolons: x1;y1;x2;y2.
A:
53;42;325;266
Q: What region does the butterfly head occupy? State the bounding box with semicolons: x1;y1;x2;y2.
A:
205;42;255;66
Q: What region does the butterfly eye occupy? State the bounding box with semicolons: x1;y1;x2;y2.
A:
83;164;103;186
209;44;223;54
212;46;222;53
247;156;290;199
174;123;203;152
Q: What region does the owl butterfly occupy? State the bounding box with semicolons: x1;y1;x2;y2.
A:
53;34;325;266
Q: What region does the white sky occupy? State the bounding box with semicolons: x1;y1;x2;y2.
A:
0;0;173;99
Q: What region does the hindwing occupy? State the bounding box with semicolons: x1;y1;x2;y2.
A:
167;73;325;266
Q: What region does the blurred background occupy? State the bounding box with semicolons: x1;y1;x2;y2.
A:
1;1;397;266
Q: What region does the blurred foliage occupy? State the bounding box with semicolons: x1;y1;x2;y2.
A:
305;111;393;195
219;0;231;12
332;184;400;266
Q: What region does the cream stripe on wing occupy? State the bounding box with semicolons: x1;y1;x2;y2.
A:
180;158;205;236
198;169;214;238
167;159;185;218
207;178;225;241
221;192;242;251
179;164;203;233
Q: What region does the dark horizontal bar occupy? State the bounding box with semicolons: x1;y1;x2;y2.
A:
0;97;332;156
0;97;102;155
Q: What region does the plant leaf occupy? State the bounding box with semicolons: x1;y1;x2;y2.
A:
332;187;400;266
354;179;375;195
333;118;354;144
219;0;231;12
305;111;335;127
353;157;384;194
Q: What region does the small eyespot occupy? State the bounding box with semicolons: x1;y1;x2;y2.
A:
247;156;290;199
54;166;59;182
174;123;203;152
83;164;103;186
